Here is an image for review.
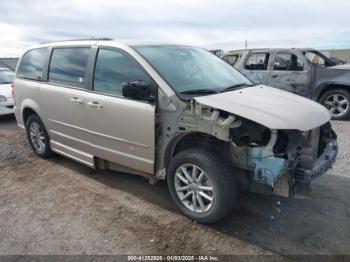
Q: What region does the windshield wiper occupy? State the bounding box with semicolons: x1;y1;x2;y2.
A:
179;89;218;95
0;81;12;84
220;83;254;93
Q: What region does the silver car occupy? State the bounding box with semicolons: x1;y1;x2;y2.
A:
0;68;15;116
14;39;338;223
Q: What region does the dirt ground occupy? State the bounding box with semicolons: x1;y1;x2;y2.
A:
0;115;349;255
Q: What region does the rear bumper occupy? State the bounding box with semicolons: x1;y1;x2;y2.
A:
295;124;338;183
13;105;25;129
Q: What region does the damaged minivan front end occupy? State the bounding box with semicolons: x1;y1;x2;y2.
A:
180;85;339;197
136;45;338;222
230;121;338;197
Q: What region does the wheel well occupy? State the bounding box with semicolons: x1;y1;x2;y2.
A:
22;108;37;125
164;132;230;169
318;84;350;101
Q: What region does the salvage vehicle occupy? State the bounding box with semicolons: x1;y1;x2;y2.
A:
0;68;15;116
222;48;350;120
13;40;338;223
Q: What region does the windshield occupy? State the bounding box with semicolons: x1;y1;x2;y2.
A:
303;51;335;67
134;46;252;95
0;70;14;84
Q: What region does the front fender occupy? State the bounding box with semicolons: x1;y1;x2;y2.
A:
314;82;350;100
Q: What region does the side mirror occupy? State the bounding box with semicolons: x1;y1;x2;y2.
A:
122;80;155;102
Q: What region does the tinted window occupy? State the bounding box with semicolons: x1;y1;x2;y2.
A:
245;53;269;70
17;48;48;80
49;48;90;88
94;49;152;97
273;53;304;71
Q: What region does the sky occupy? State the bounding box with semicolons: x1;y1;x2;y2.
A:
0;0;350;57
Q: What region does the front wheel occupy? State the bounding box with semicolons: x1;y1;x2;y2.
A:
167;149;237;223
320;89;350;120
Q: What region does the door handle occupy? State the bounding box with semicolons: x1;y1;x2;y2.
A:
88;101;103;109
70;97;83;104
270;74;279;79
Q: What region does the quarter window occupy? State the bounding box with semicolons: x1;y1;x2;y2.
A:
93;48;151;97
49;48;90;88
274;53;304;71
245;53;269;70
17;48;48;81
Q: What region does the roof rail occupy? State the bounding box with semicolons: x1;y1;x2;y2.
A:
40;37;113;44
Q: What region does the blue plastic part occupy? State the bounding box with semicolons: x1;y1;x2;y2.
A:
251;149;286;187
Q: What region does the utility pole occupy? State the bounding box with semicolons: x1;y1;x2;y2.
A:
245;40;248;49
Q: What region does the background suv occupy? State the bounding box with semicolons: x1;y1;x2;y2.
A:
223;48;350;120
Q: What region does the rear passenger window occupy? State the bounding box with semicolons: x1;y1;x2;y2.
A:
94;48;151;97
49;48;90;88
245;53;269;70
17;48;48;81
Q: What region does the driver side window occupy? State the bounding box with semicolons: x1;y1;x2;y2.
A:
93;48;152;97
304;52;325;65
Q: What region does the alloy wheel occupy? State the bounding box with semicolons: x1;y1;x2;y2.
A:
174;164;214;213
323;93;349;118
29;121;46;153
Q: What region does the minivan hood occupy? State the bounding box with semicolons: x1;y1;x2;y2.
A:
194;85;330;131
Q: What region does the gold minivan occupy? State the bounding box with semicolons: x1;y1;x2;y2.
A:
13;39;338;223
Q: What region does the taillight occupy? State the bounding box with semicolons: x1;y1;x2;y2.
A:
11;82;14;98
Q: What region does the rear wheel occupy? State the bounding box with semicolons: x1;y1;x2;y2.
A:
167;149;237;223
320;89;350;120
26;114;53;158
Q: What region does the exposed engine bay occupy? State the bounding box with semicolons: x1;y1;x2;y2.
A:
229;117;337;196
172;101;338;197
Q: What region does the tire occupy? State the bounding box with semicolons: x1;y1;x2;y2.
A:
25;114;53;158
167;149;237;224
319;88;350;120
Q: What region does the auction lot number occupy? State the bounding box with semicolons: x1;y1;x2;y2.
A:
128;255;219;261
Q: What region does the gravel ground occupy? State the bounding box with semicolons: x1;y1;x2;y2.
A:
0;117;349;255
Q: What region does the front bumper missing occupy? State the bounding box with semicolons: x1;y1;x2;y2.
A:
251;123;338;197
295;127;338;183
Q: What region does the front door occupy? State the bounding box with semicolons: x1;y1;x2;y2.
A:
268;51;312;98
84;47;156;174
